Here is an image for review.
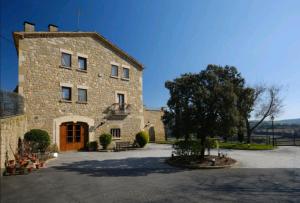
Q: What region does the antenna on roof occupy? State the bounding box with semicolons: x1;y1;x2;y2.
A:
77;8;80;31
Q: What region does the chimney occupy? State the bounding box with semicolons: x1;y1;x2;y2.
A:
48;24;58;32
24;21;35;32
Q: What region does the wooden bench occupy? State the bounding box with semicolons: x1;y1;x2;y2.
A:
115;141;131;151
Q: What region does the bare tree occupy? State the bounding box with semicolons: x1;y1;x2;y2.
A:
245;85;283;143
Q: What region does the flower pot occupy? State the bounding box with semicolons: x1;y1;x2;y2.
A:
6;166;16;175
36;164;40;169
28;167;33;173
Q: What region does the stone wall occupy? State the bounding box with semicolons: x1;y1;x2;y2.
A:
0;115;27;173
143;109;166;142
17;34;144;149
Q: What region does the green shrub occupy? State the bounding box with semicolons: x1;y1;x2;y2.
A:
135;131;149;147
87;141;98;151
173;140;203;157
219;142;275;150
99;133;112;149
206;138;219;149
24;129;50;152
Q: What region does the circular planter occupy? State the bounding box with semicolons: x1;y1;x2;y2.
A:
166;156;237;169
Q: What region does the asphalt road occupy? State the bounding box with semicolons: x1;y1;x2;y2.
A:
1;144;300;203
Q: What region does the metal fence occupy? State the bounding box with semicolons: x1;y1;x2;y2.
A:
0;90;24;118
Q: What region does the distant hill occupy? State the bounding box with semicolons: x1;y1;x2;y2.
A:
275;118;300;125
250;118;300;127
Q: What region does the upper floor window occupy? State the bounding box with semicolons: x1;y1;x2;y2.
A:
61;53;71;67
62;86;72;101
111;128;121;138
122;67;129;79
78;57;87;71
78;88;87;102
111;65;118;77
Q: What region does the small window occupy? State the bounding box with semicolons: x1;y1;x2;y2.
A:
62;86;71;101
111;65;118;77
78;57;87;71
61;53;71;67
123;68;129;79
111;128;121;138
78;88;87;102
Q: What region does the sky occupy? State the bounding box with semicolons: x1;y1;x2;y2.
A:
1;0;300;120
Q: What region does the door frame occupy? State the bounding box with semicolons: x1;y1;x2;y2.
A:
53;115;95;151
60;122;88;151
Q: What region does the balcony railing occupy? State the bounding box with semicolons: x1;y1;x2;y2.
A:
109;103;131;116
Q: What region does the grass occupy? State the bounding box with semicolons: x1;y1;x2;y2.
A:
219;142;275;150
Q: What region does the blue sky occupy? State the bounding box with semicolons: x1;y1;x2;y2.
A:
1;0;300;120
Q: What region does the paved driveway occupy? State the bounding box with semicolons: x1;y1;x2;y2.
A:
1;144;300;203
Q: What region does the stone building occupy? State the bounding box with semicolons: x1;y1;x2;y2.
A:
13;22;151;151
143;108;166;142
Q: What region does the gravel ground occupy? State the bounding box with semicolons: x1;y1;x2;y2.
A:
47;144;300;168
1;144;299;203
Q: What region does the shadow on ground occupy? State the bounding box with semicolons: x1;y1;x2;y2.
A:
52;157;184;177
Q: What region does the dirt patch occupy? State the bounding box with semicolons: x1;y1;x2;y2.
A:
166;155;237;169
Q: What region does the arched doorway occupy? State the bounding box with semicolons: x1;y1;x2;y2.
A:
149;126;156;142
60;122;88;151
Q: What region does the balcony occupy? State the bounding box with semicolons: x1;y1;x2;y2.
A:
109;103;131;116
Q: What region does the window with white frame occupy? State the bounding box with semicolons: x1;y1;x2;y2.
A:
122;67;129;79
61;53;71;67
111;128;121;138
78;88;87;102
61;86;72;101
111;65;118;77
78;57;87;71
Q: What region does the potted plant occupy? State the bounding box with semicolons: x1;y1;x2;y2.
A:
99;133;112;150
135;131;149;148
8;160;15;165
6;165;16;175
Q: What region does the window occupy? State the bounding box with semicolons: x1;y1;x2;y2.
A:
61;53;71;67
117;93;125;110
75;125;81;142
67;124;73;143
78;88;87;102
78;57;87;71
62;86;71;101
123;68;129;79
111;128;121;138
111;65;118;77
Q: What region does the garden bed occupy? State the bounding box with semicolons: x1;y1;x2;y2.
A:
166;155;237;169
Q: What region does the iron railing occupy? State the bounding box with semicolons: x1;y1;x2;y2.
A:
109;103;131;116
0;90;24;118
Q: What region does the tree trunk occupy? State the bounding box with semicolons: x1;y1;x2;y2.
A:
246;119;251;143
237;131;244;143
200;136;206;159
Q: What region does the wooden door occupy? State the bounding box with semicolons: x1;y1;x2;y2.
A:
60;122;88;151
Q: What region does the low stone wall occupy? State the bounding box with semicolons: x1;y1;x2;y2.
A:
0;115;27;174
143;109;166;142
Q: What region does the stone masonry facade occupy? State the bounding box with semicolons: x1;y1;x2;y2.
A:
13;23;147;150
143;108;166;142
0;115;27;172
